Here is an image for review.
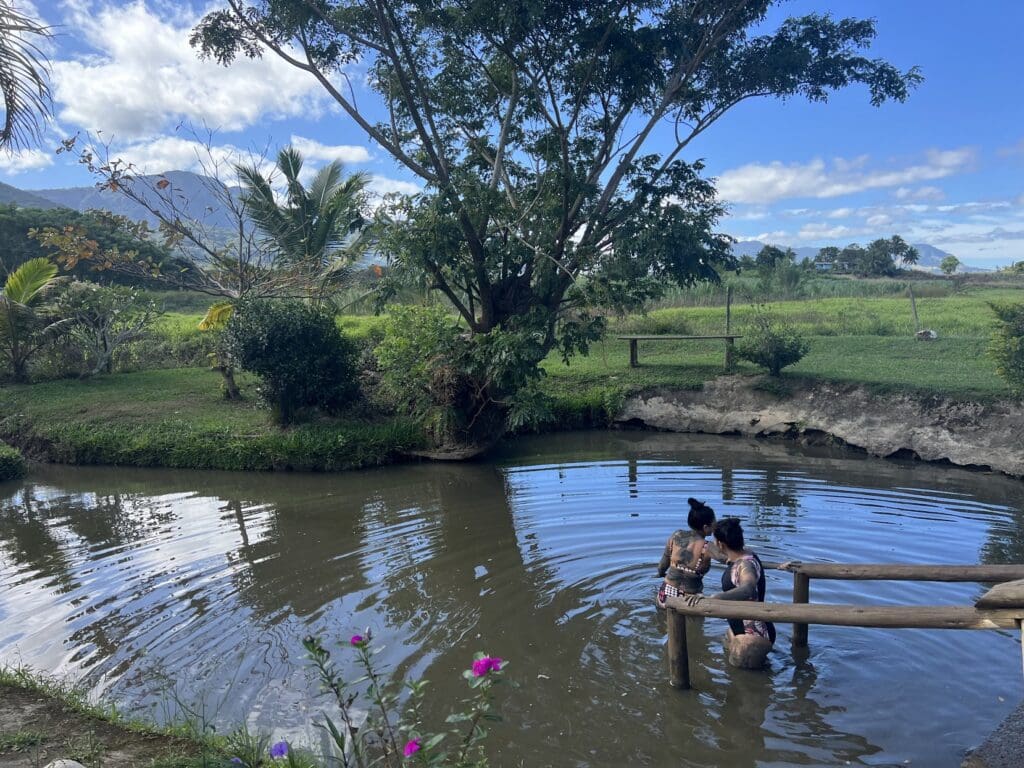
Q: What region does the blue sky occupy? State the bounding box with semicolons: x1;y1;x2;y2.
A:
8;0;1024;267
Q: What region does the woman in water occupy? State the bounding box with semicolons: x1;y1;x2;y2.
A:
686;517;775;669
656;498;716;609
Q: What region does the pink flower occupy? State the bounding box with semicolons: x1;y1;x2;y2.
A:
350;634;364;646
403;738;421;757
471;656;503;677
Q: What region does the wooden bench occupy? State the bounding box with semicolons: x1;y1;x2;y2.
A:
616;334;742;370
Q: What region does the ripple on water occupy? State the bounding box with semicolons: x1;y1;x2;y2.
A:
0;433;1021;767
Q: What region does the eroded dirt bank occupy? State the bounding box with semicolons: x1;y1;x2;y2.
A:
617;377;1024;478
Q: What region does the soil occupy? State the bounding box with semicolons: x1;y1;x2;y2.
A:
0;686;198;768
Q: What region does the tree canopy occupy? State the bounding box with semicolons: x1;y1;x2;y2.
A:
191;0;921;444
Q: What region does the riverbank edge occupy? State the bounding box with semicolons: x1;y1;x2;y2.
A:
2;376;1021;478
0;667;216;767
617;376;1024;478
0;441;26;481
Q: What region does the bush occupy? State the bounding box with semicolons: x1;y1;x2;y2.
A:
55;282;162;377
0;442;26;481
988;301;1024;394
736;307;810;376
224;299;359;424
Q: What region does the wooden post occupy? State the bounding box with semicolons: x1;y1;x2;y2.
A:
666;607;690;690
792;573;810;647
909;286;920;333
629;338;639;368
724;286;734;371
1019;620;1023;684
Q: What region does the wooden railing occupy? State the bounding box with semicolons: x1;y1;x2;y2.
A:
661;561;1024;691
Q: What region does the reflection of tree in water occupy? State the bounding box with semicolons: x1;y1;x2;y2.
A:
0;487;79;593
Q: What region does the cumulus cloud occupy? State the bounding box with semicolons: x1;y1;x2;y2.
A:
716;148;975;204
0;149;54;174
110;135;255;175
51;1;328;138
290;136;371;165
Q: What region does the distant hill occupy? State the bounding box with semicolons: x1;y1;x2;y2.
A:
28;171;239;230
730;239;986;273
0;181;64;210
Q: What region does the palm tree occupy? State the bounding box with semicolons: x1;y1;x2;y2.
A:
236;146;371;306
0;2;53;149
0;257;65;382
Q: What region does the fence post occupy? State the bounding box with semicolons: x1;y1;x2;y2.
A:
666;608;691;690
724;286;734;371
793;573;810;647
629;338;639;368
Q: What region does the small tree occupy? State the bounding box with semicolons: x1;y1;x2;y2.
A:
940;255;960;275
56;282;161;376
988;302;1024;394
223;299;359;424
736;307;810;376
0;257;67;382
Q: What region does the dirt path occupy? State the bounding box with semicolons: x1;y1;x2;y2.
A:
0;686;198;768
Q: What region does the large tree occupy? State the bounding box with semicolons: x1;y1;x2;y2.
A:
193;0;920;446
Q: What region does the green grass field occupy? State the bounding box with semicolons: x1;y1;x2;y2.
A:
1;283;1018;472
0;368;421;471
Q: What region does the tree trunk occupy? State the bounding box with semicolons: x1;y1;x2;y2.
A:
218;364;242;400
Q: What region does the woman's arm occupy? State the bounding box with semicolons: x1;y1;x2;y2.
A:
709;560;758;601
657;536;672;578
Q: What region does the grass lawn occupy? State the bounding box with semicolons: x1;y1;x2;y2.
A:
0;368;421;471
1;285;1018;472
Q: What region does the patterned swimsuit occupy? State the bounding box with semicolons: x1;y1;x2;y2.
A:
721;553;776;643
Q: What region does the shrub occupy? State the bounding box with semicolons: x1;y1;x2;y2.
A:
0;442;26;482
736;307;810;376
55;282;162;377
988;301;1024;394
224;299;359;424
373;304;466;442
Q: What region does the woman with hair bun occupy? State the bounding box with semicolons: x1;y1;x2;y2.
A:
686;517;775;669
656;498;716;609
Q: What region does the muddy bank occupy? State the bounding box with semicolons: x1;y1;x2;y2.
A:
0;685;199;768
617;377;1024;478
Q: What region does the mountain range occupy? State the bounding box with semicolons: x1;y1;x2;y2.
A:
4;171;979;271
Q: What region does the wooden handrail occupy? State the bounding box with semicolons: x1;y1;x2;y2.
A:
661;560;1024;691
663;596;1024;630
761;561;1024;582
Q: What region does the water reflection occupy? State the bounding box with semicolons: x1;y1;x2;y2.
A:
0;432;1021;767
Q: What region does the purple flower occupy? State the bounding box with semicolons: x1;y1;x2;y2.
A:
269;741;289;759
230;759;243;766
471;655;503;677
403;738;421;757
350;634;364;647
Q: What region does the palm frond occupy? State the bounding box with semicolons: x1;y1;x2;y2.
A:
198;300;235;331
2;256;57;304
0;2;53;150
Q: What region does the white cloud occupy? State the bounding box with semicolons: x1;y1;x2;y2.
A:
0;148;54;174
796;222;870;240
750;230;789;242
716;148;975;204
290;136;371;165
51;1;328;138
894;185;945;202
109;135;278;180
827;207;853;219
368;175;421;197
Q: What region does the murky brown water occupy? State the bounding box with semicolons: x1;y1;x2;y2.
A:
1;432;1022;767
